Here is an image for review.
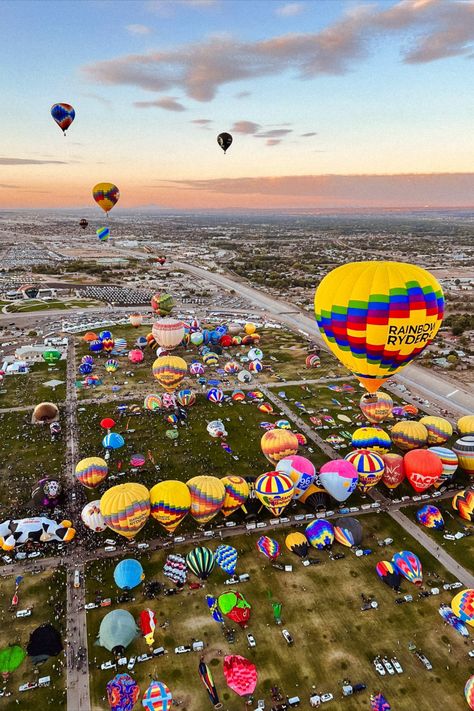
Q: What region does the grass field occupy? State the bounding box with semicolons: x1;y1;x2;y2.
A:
0;361;67;409
0;410;66;519
0;567;67;710
5;299;102;313
85;513;473;711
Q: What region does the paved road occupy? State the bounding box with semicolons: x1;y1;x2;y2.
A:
389;509;474;588
66;565;91;711
174;261;473;417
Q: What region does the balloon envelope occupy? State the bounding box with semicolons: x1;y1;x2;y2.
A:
217;132;233;153
451;589;474;627
416;504;444;530
223;655;257;696
75;457;108;489
81;500;106;532
100;483;150;539
359;391;393;423
113;559;144;590
381;453;405;489
376;561;401;590
306;519;334;549
452;488;474;522
344;449;384;494
254;471;294;516
51;103;75;133
391;421;428;452
150;480;191;533
404;449;443;492
392;550;422;586
92;182;120;213
186;475;225;524
275;455;315;499
261;429;299;465
319;459;358;502
106;673;140;711
419;416;453;445
221;475;249;517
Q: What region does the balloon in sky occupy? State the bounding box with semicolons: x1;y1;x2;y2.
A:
376;561;401;591
254;471;294;516
217;132;233;154
186;475;225;524
142;681;173;711
81;500;106;532
152;318;185;350
113;559;144;590
285;531;309;558
334;517;363;547
97;227;110;242
218;591;251;627
344;449;385;494
458;416;474;436
260;429;299;466
359;391;393;423
392;550;423;586
381;452;406;489
106;673;140;711
404;448;443;492
391;420;428;451
100;483;150;539
221;475;249;517
215;544;238;576
452;436;474;475
51;103;75;134
452;488;474;522
306;519;334;549
75;457;108;489
256;535;280;560
314;261;444;393
465;676;474;711
223;655;257;697
318;459;358;502
150;480;191;533
151;293;174;317
92;183;120;213
451;589;474;627
419;416;453;445
152;356;187;392
350;426;391;453
429;446;458;487
186;546;215;580
416;504;444;530
275;455;315;499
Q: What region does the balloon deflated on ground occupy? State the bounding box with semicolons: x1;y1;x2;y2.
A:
452;488;474;522
106;673;140;711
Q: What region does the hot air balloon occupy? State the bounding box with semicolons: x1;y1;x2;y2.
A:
223;654;257;697
129;313;143;328
314;261;444;393
255;471;294;516
217;132;233;154
376;561;402;591
256;535;280;560
79;218;88;230
151;293;174;317
81;500;106;532
97;227;110;242
429;446;458;487
89;339;103;353
207;419;228;438
260;429;299;466
391;421;428;451
370;693;391;711
465;675;474;711
392;550;422;586
404;448;443;492
32;402;59;424
150;481;191;533
215;544;238;576
359;391;393;423
106;673;140;711
31;477;63;509
198;660;221;708
381;452;406;489
105;359;119;373
206;594;225;624
419;416;453;445
151;318;184;350
139;609;157;647
207;387;224;403
416;504;444;530
175;389;196;407
128;348;144;364
103;433;125;450
285;531;309;558
42;349;61;364
186;475;225;524
75;457;108;489
318;459;358;502
221;476;249;517
344;449;384;494
79;362;93;375
452;488;474;522
451;589;474;627
186;546;215;580
203;352;219;367
218;591;251;627
275;455;315;499
113;559;144;590
299;484;331;511
27;623;63;664
152;356;187;392
334;517;363;547
51;103;75;134
142;681;172;711
98;610;138;655
92;183;120;213
100;483;150;539
458;416;474;436
144;394;162;411
305;519;335;549
305;353;320;369
224;361;239;375
350;426;391;453
453;436;474;475
0;645;25;677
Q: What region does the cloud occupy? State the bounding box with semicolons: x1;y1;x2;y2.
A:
266;139;282;146
83;1;474;102
0;184;19;189
0;157;68;165
235;90;251;98
301;132;317;137
276;3;304;17
231;120;261;134
126;24;152;35
191;118;212;124
80;92;112;107
255;129;292;138
134;96;186;111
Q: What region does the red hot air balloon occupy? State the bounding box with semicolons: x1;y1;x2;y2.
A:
381;453;405;489
404;449;443;492
223;655;257;696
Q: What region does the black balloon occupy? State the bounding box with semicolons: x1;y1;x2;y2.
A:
217;132;233;154
27;624;63;664
79;218;88;229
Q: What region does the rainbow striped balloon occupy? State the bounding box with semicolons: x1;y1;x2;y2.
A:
256;535;280;560
100;483;150;539
150;481;191;533
152;356;187;392
465;675;474;711
451;589;474;627
429;446;458;487
391;421;428;451
144;393;162;411
453;436;474;475
75;457;108;489
221;476;249;517
260;429;299;465
419;416;453;445
345;449;385;493
350;427;391;453
359;391;393;423
187;475;226;524
142;681;173;711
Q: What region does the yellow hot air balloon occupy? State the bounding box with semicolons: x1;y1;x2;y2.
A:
391;420;428;452
221;475;249;517
453;437;474;475
152;355;187;392
244;323;256;335
92;182;120;213
314;261;444;393
149;481;191;533
186;475;225;524
419;416;453;445
458;416;474;436
100;483;150;539
359;391;393;423
261;429;299;466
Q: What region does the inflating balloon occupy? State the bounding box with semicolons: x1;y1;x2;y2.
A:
458;416;474;436
452;488;474;522
215;544;238;576
223;655;257;697
344;449;384;494
419;416;453;445
334;517;363;547
451;589;474;627
429;446;458;487
275;455;315;499
186;547;215;580
306;519;334;549
221;476;249;517
285;532;309;558
187;475;225;524
392;550;422;586
416;504;444;530
81;500;106;532
453;436;474;475
376;561;401;591
256;535;280;560
380;452;405;489
260;429;299;465
350;426;391;453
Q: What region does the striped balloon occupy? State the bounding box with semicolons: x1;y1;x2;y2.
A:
97;227;110;242
453;436;474;475
452;489;474;522
465;675;474;711
190;362;204;375
359;391;393;424
203;352;219;366
391;421;428;452
306;519;335;549
350;427;391;453
100;483;150;539
458;416;474;436
344;449;385;494
215;544;238;576
451;589;474;627
151;318;184;350
255;471;294;516
51;103;75;133
221;476;249;517
257;535;280;560
187;475;226;524
429;446;458;487
150;293;174;317
75;457;108;489
207;388;224;403
419;416;453;445
150;481;191;533
144;393;162;411
248;360;263;373
152;356;187;392
142;681;173;711
260;429;299;465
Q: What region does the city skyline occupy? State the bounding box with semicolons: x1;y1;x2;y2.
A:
1;0;474;209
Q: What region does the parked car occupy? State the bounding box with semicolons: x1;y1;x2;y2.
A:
247;633;256;648
282;629;293;645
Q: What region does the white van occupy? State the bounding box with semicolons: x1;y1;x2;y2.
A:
137;543;149;550
104;546;116;552
38;676;50;687
16;609;32;618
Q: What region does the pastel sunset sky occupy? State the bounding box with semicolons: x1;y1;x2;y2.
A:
1;0;473;210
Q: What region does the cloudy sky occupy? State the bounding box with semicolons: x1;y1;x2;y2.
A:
1;0;473;209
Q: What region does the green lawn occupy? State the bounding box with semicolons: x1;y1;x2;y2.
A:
5;299;102;313
0;361;67;409
0;567;67;710
85;513;472;711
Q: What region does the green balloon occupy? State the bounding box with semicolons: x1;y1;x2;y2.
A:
0;645;26;673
